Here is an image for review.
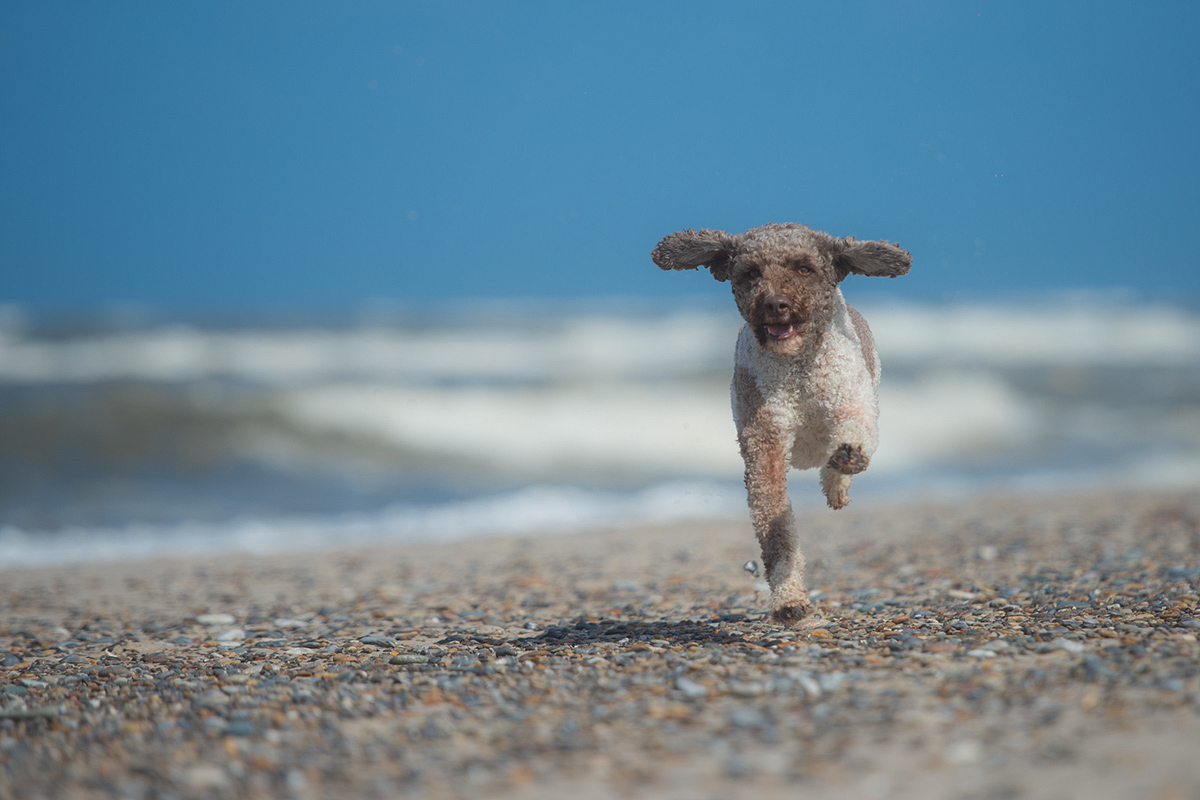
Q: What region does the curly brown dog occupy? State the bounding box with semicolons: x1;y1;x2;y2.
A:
653;223;911;623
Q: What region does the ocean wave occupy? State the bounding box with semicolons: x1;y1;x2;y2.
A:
0;481;747;568
5;451;1200;567
868;302;1200;366
0;311;737;385
1;300;1197;387
274;380;743;479
270;370;1055;480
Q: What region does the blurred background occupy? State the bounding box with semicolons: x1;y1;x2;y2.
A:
2;2;1198;565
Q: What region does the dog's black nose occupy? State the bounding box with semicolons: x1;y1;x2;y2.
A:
764;295;791;318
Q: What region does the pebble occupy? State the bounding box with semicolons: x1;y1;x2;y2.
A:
388;654;430;665
728;681;766;697
1048;638;1086;654
182;765;229;790
226;720;257;736
194;613;236;627
946;739;983;765
818;673;846;692
358;634;398;647
0;703;60;720
794;673;822;698
727;707;769;729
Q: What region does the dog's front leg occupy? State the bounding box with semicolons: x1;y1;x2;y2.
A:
820;386;879;510
821;443;868;510
738;418;811;625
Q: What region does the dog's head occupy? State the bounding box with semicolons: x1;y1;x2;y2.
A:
652;223;910;356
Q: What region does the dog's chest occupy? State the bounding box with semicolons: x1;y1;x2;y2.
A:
734;319;871;433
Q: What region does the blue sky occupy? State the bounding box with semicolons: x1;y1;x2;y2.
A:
2;2;1198;309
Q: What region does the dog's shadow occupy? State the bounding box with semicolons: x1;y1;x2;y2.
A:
518;616;764;649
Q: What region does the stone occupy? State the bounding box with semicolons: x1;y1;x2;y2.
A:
946;740;983;765
359;635;398;647
389;654;430;665
226;720;258;736
0;704;59;720
274;618;308;629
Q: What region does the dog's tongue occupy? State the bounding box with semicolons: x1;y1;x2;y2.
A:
766;323;793;339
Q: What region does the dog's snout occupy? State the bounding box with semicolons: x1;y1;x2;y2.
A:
764;295;791;318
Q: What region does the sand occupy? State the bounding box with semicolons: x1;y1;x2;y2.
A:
2;488;1199;799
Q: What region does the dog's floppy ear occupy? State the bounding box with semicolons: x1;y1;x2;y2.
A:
652;228;740;282
832;237;912;282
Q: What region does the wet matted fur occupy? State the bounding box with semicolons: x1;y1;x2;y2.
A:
653;223;911;624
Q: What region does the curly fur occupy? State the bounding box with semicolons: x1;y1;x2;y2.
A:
653;222;911;624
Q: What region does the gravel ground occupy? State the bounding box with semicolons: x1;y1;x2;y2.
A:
2;489;1199;800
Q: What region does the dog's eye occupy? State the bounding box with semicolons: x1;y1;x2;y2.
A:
744;268;761;280
797;265;813;275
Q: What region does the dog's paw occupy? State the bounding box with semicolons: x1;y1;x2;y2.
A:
770;601;812;626
825;489;850;510
827;443;869;475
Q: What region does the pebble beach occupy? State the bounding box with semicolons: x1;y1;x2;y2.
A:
3;488;1199;800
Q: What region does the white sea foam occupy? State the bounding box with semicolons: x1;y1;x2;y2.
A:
0;311;738;385
274;380;744;478
270;371;1047;480
1;300;1197;386
873;372;1042;470
4;451;1198;568
0;481;747;568
867;302;1200;365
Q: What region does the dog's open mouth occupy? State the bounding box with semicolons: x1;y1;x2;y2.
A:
763;323;796;341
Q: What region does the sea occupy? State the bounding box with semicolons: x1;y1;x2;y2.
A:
2;295;1198;567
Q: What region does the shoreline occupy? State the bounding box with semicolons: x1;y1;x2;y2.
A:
2;487;1199;799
